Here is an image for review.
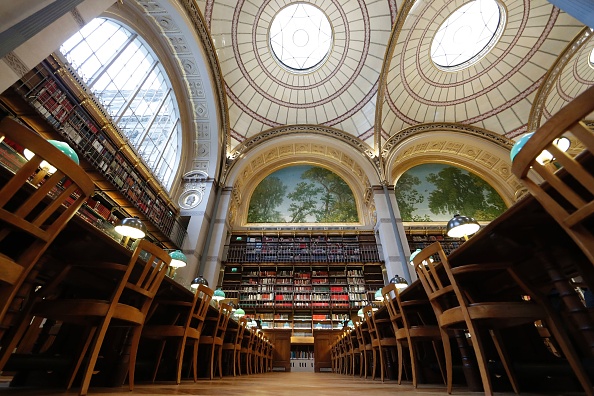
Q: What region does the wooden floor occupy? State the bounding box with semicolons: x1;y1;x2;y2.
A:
0;371;581;396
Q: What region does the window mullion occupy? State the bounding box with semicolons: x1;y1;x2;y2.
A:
88;33;137;89
115;60;158;123
154;117;179;178
137;87;171;149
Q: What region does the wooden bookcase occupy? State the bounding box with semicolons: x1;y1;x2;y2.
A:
1;55;184;248
222;232;385;334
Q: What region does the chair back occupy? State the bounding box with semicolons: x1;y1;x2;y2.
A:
352;316;366;347
191;284;213;334
412;242;462;320
381;283;403;335
511;85;594;264
213;302;233;341
362;306;378;344
115;239;171;320
234;317;248;348
0;116;94;331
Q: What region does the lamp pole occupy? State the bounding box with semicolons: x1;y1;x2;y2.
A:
382;181;412;284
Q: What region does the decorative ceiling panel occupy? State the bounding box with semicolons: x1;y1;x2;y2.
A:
380;0;584;144
203;0;396;150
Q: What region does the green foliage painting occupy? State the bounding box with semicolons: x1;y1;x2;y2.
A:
395;164;506;222
247;165;358;223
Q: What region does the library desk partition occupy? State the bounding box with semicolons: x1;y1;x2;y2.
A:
396;191;594;393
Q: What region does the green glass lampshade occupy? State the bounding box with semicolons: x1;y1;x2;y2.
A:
190;275;209;289
357;308;364;318
390;275;409;291
114;217;146;239
168;250;187;268
510;133;571;164
510;132;534;162
235;308;246;317
446;214;480;239
315;323;323;329
347;320;354;328
213;288;226;301
23;140;79;174
409;248;422;265
374;288;383;301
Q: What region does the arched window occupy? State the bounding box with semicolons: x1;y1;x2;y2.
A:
60;18;180;191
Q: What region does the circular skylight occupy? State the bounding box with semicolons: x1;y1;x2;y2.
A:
269;3;332;72
431;0;505;70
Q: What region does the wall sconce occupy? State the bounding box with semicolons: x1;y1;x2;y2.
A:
446;214;480;240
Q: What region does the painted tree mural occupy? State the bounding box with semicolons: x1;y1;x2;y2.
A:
247;165;358;223
395;164;506;222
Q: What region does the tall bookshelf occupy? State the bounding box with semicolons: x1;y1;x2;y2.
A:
2;55;185;248
222;233;384;334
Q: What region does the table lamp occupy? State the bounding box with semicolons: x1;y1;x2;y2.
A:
357;308;364;318
510;132;570;164
389;275;409;291
166;249;187;278
213;288;225;307
190;275;209;290
24;140;79;183
114;217;146;247
235;307;246;318
446;214;480;240
374;288;383;301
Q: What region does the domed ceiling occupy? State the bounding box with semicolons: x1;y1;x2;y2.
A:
196;0;592;169
199;0;396;149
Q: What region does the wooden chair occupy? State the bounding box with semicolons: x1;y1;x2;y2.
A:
382;283;446;387
352;317;368;377
353;316;373;378
0;239;170;395
345;327;360;376
222;316;248;376
141;284;213;383
362;305;397;382
240;328;256;375
199;302;232;379
0;115;94;344
511;84;594;268
413;241;593;396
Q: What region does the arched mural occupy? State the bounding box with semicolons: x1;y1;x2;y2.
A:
247;165;358;223
395;164;506;222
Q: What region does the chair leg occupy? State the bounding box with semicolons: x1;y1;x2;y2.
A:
490;329;519;394
79;319;113;396
209;344;215;379
397;342;404;385
440;329;453;394
127;326;143;391
371;347;377;380
466;325;494;396
432;340;447;386
176;336;188;385
67;327;96;390
378;346;385;382
192;340;199;382
152;340;167;383
218;346;223;378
